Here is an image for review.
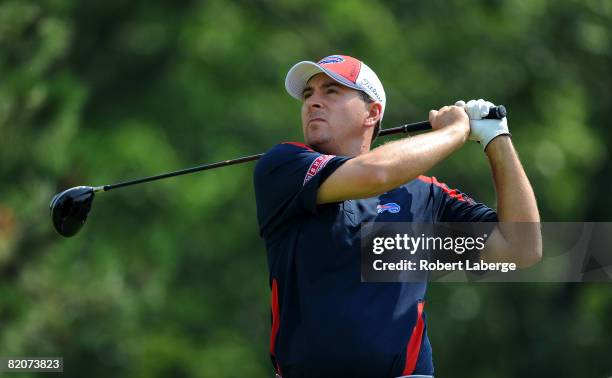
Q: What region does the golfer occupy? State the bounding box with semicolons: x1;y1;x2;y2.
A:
254;54;541;377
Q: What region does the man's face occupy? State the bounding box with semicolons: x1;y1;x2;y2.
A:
301;73;372;153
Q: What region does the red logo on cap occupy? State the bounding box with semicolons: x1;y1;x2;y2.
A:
318;55;361;84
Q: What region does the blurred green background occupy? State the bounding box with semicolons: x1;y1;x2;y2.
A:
1;0;611;376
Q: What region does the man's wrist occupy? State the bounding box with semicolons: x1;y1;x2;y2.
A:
485;135;513;158
444;122;469;144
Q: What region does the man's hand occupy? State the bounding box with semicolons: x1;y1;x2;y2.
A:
451;99;541;267
317;104;471;204
428;105;470;143
455;99;510;151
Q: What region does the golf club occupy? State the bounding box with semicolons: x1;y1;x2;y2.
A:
50;105;507;237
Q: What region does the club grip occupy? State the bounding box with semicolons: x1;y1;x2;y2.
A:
377;104;508;137
484;105;507;119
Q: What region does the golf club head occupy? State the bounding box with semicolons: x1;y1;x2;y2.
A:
49;186;95;237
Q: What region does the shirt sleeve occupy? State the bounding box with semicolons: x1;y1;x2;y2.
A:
253;142;351;239
426;176;498;273
429;177;498;222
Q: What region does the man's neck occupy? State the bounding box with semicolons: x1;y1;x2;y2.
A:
314;138;371;156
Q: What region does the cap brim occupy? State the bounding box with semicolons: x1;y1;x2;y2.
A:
285;61;362;101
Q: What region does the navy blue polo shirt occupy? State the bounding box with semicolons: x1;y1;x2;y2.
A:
254;142;497;378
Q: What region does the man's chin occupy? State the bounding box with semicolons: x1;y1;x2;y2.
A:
305;133;324;146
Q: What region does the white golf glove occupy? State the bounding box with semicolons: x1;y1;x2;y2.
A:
455;99;510;151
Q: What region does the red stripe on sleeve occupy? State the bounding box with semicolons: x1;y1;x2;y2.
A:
282;142;314;151
418;175;469;202
402;301;426;375
303;154;335;186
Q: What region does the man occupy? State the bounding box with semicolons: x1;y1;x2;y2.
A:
254;54;541;377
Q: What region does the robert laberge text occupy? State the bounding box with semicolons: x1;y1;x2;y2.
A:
372;259;517;273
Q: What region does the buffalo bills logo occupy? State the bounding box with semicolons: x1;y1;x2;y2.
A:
377;202;401;214
318;55;344;65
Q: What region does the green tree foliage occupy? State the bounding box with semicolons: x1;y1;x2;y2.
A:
1;0;610;376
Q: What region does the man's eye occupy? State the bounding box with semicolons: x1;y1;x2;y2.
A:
327;88;337;94
303;92;311;99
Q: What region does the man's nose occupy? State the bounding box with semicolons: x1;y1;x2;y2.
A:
305;93;323;109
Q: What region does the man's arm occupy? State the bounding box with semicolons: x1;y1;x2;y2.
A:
482;136;542;267
317;106;469;204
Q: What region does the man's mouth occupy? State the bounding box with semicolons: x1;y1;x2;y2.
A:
308;117;326;125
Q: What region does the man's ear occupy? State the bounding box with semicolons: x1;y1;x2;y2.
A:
365;102;383;127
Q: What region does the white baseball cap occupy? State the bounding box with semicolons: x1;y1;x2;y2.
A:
285;54;386;122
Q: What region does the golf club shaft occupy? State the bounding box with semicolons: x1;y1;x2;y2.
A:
94;153;265;192
96;105;506;193
94;121;428;192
